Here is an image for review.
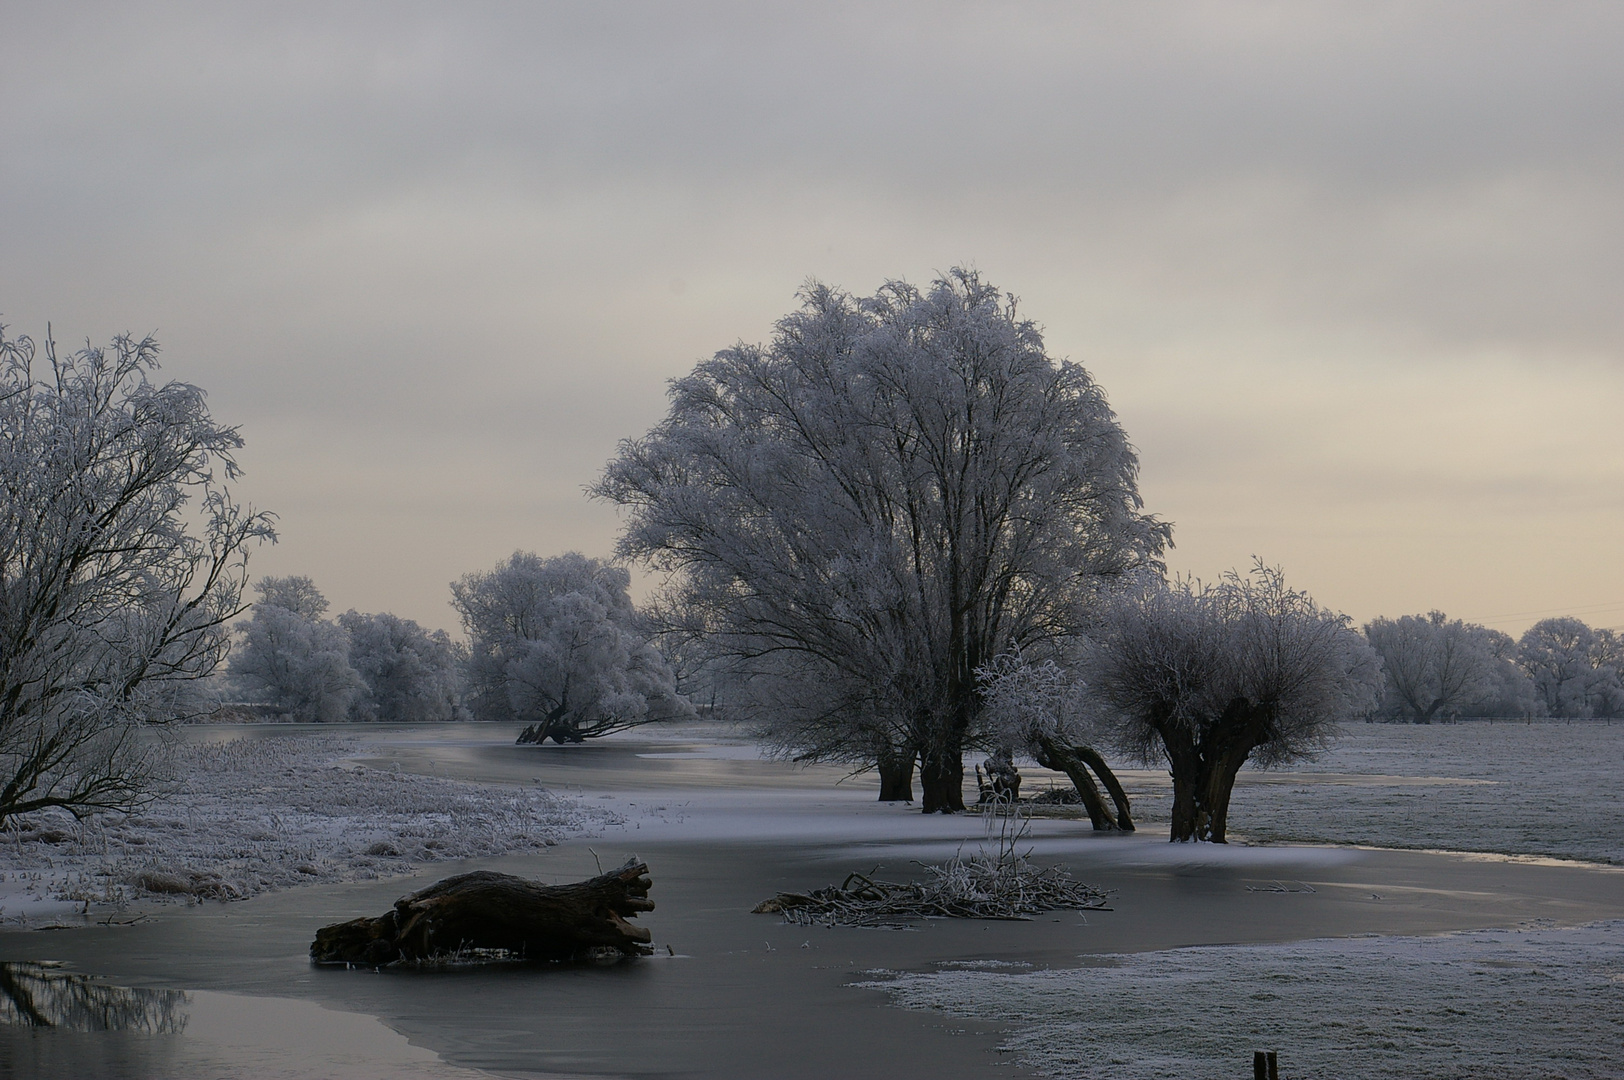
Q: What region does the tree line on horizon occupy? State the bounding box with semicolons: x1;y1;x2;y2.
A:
228;568;1624;729
1363;612;1623;722
225;554;693;739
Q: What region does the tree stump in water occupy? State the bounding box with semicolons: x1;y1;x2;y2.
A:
311;858;654;965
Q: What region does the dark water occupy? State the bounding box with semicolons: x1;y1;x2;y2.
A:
2;724;1621;1079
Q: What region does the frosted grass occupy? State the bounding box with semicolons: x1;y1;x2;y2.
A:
862;921;1624;1079
1223;721;1624;864
0;736;608;915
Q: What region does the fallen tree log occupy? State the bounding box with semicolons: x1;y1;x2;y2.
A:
311;858;654;966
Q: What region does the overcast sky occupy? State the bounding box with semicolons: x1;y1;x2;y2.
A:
4;2;1621;636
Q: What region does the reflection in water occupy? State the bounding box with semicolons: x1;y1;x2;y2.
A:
0;973;481;1080
0;963;187;1034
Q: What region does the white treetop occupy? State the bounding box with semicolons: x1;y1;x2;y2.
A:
1517;617;1623;718
229;577;363;723
1363;612;1500;723
977;651;1097;754
451;551;692;741
339;610;466;723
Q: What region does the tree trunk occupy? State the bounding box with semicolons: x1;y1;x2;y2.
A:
1170;754;1240;841
1166;743;1211;842
1036;736;1118;831
1165;700;1269;842
877;747;916;802
1193;749;1250;843
1071;744;1134;832
311;860;655;965
919;746;965;813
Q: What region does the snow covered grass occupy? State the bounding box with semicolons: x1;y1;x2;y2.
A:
1224;720;1624;864
861;920;1624;1080
0;736;609;919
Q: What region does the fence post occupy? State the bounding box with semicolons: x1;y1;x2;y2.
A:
1254;1051;1268;1080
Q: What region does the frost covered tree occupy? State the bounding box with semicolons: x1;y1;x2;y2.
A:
1590;628;1624;718
451;552;693;743
595;270;1168;812
0;327;274;824
1517;617;1622;718
1363;612;1499;723
978;652;1134;831
229;577;362;722
1456;627;1540;718
338;611;466;723
254;575;328;620
1081;565;1382;842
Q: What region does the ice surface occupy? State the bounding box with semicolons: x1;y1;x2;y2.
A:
861;920;1624;1079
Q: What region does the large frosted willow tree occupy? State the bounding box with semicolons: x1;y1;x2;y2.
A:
595;270;1168;811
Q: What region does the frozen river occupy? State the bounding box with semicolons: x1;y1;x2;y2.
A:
0;722;1619;1078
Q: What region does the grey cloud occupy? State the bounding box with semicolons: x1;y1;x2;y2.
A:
4;2;1622;628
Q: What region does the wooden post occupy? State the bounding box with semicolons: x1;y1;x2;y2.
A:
1268;1050;1278;1080
1254;1051;1268;1080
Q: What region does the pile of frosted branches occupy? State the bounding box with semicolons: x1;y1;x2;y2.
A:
756;810;1110;927
756;858;1110;927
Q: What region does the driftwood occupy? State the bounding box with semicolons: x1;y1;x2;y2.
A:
311;858;654;966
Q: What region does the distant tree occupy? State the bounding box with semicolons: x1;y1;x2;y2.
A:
0;327;274;824
229;577;362;722
1081;565;1382;842
451;552;693;743
595;270;1168;811
1363;612;1499;723
1517;617;1622;717
1457;627;1541;718
254;576;329;620
978;652;1134;831
1591;628;1624;718
338;611;466;723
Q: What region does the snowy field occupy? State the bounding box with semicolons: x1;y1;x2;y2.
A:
1221;720;1624;865
863;920;1624;1080
0;736;607;922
